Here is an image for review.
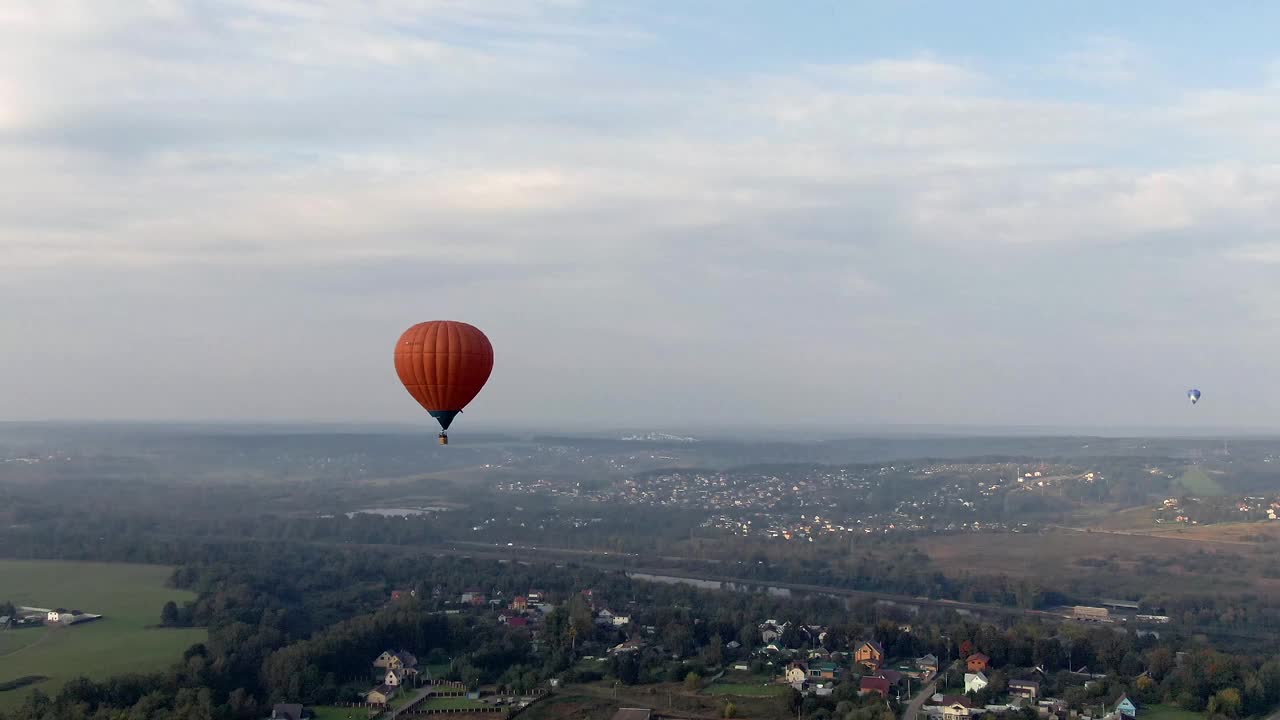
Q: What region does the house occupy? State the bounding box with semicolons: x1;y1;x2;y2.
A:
810;662;839;681
384;668;406;687
365;685;398;705
372;650;419;681
460;591;482;604
785;661;808;684
800;624;829;646
917;654;940;671
1036;699;1068;720
1116;695;1137;718
880;670;904;686
597;609;631;627
943;697;976;720
860;676;891;697
760;622;784;644
966;653;990;673
855;640;885;670
610;639;645;655
400;653;419;676
965;672;989;694
271;704;307;720
1009;680;1040;700
726;640;742;650
511;596;528;610
527;590;545;604
507;616;530;629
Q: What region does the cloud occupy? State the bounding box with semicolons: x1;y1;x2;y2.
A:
1052;35;1152;87
1225;243;1280;264
810;57;989;92
6;8;1280;425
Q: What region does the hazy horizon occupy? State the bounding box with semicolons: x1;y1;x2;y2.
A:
2;417;1277;441
5;2;1280;430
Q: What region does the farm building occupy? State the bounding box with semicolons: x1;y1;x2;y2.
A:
1072;606;1111;622
19;606;103;626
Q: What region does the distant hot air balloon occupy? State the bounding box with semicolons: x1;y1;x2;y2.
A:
1188;389;1201;405
395;321;494;445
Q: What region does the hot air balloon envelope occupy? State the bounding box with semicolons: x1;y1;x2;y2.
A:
395;321;494;431
1188;389;1201;404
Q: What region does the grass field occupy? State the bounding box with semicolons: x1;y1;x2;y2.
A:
1177;467;1226;496
1141;704;1205;720
0;560;207;710
516;694;614;720
422;696;489;710
1147;521;1280;543
915;527;1280;597
309;707;375;720
1089;506;1161;532
0;631;43;657
705;683;787;697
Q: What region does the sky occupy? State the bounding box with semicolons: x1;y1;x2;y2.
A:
3;1;1280;432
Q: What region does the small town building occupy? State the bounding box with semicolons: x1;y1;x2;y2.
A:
965;672;988;694
1009;680;1040;700
855;640;885;670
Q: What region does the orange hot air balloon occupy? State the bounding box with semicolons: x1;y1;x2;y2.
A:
395;321;494;444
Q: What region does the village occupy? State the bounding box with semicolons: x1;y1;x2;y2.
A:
491;464;1092;542
259;582;1182;720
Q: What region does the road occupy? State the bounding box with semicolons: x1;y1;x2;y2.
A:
388;684;438;720
901;674;938;720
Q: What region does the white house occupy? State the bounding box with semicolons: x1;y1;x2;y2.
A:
965;672;989;694
785;662;808;684
598;609;630;626
944;700;976;720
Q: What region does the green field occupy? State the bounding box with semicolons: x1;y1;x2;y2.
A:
1141;705;1205;720
0;631;43;657
705;683;788;697
1177;467;1225;496
308;707;375;720
0;560;207;709
422;696;489;710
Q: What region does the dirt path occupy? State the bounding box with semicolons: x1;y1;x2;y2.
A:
0;629;50;660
